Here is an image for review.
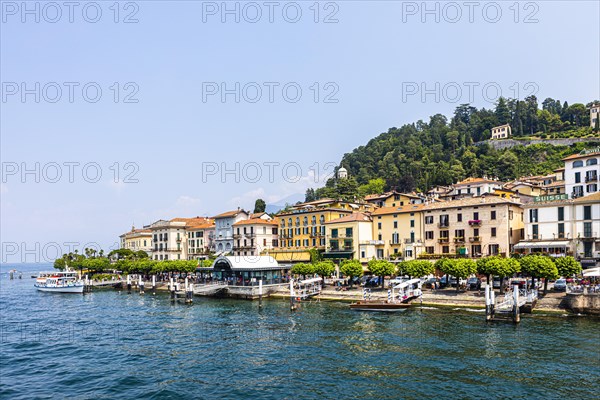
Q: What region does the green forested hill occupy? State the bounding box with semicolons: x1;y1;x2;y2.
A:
312;97;600;199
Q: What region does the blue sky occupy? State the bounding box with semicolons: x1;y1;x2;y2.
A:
1;0;599;262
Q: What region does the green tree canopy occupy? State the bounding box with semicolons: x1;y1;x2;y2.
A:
254;198;266;213
520;255;559;279
476;256;520;278
367;259;395;288
553;256;581;277
313;261;335;278
399;260;434;278
340;259;363;280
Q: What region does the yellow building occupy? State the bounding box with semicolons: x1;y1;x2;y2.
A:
119;227;153;255
269;199;374;263
371;204;426;260
323;212;375;264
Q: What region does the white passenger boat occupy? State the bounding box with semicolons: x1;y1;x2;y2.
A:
35;270;84;293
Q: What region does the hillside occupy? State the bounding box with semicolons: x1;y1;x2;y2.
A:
313;97;600;199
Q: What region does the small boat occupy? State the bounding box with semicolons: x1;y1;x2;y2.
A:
294;277;323;300
35;270;84;293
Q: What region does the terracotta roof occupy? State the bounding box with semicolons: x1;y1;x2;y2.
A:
120;228;152;237
423;195;521;210
455;177;500;186
277;208;353;217
186;220;215;230
233;218;277;226
365;191;420;201
371;204;425;216
324;212;372;224
562;150;600;161
573;192;600;203
544;181;566;188
212;209;247;219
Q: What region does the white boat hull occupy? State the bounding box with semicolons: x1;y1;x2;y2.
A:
36;285;84;293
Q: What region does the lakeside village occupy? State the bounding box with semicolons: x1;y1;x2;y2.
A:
48;147;600;316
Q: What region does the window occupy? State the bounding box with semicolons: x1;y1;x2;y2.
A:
491;227;497;237
491;211;496;220
454;229;465;239
378;222;382;229
345;228;353;238
393;221;398;229
473;228;479;236
584;205;592;220
587;184;598;193
532;225;539;239
584;222;593;238
405;249;413;258
573;160;584;168
558;223;565;238
473;212;479;220
425;246;434;254
586;158;598;166
530;209;538;223
558;207;564;221
457;213;462;222
425;231;434;240
331;228;338;238
442;246;450;254
439;215;449;227
410;220;415;228
489;244;499;255
425;216;434;224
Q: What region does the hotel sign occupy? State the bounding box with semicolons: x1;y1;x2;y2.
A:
534;194;568;202
580;147;600;155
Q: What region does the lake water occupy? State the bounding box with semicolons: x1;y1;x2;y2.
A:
1;264;599;399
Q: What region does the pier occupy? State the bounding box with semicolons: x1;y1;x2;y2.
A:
485;284;539;323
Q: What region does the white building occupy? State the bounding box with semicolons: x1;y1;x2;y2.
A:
232;217;279;257
149;219;188;260
186;218;215;261
212;209;249;254
451;177;503;198
517;192;600;268
119;227;153;255
563;148;599;198
591;103;599;128
491;124;511;139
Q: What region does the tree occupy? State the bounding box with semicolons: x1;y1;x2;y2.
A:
340;260;363;288
305;188;316;202
254;199;266;213
520;255;559;294
313;261;335;279
495;97;511;125
358;178;386;197
553;256;581;278
291;263;314;279
438;258;477;292
477;256;520;293
367;259;395;289
399;260;434;278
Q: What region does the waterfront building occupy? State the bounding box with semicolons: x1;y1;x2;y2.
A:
563;148;599;198
370;204;425;261
421;196;524;258
323;212;376;263
149;219;189;260
186;218;215;261
364;190;424;208
270;199;374;263
212;208;249;255
517;192;600;268
232;217;279;257
119;226;153;255
491;124;512;139
195;255;291;287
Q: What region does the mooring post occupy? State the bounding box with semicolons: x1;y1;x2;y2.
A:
513;284;520;323
259;279;263;309
485;284;491;321
127;275;132;294
289;278;296;311
170;277;175;301
152;275;156;295
490;287;495;319
185;277;192;303
139;275;144;294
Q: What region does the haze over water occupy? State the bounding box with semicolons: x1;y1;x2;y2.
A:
1;264;598;399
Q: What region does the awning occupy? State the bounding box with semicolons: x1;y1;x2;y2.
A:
299;277;323;284
393;278;421;290
583;267;600;277
322;251;353;259
514;240;570;249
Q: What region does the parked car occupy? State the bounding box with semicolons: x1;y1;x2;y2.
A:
359;275;371;286
364;276;381;287
467;277;481;290
554;278;567;291
440;276;466;288
424;277;440;289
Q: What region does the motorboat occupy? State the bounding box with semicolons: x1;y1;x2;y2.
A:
34;270;84;293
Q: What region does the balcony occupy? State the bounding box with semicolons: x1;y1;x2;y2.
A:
468;220;482;226
389;240;401;245
244;232;256;238
581;232;598;240
233;245;255;250
328;247;354;252
438;222;450;228
454;237;465;243
233;233;242;239
438;238;450;244
585;175;598;183
469;236;481;242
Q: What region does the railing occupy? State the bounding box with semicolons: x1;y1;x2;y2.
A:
585;175;598;182
328;247;354;252
582;232;598;240
438;238;450;243
468;220;482;226
454;237;465;243
469;236;481;242
438;222;450;228
389;240;401;245
233;234;242;239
